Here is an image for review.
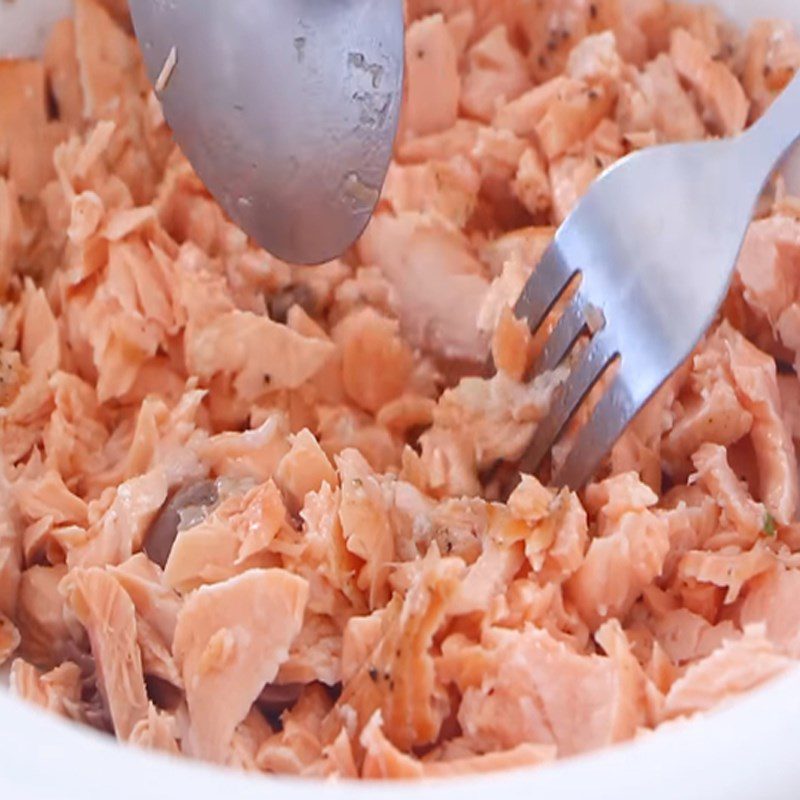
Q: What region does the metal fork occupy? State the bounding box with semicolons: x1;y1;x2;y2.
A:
513;71;800;490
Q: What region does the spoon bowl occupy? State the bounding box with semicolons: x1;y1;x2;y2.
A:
129;0;404;264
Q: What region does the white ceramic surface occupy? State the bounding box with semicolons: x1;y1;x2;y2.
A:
2;1;800;798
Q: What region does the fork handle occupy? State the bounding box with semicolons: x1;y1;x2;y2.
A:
742;70;800;182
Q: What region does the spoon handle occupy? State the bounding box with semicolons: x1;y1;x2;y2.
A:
742;70;800;181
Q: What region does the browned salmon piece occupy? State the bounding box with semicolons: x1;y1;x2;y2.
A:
424;742;556;776
405;0;521;40
0;59;63;198
690;444;766;543
357;212;489;362
293;482;365;616
14;467;87;528
454;624;643;756
62;567;150;740
275;428;338;511
494;77;572;138
447;535;523;616
0;612;20;664
427;368;567;474
228;708;274;772
397;120;483;165
619;54;706;143
535;80;615;162
663;382;753;477
337;449;396;609
778;373;800;444
567;474;670;629
679;542;776;605
382;156;480;227
362;710;557;779
109;554;181;644
256;683;331;774
67;469;169;568
512;148;551;218
549;154;601;223
739;568;800;657
129;703;181;756
44;19;84;128
0;178;25;295
335;308;415;415
108;554;183;686
312;728;359;779
479;227;554;279
360;711;424;778
403;15;461;138
342;611;386;684
595;618;661;726
376;395;437;438
186;309;336;404
164;482;287;593
736;216;800;349
328;550;462;753
277;612;342;686
723;325;799;525
670;28;749;136
508;480;588;582
16;564;71;667
318;405;404;475
73;0;143;120
651;607;739;666
20;284;60;378
199;414;291;483
173;569;308;762
10;659;83;718
662;626;792;720
461;26;531;122
492;307;533;381
742;20;800;118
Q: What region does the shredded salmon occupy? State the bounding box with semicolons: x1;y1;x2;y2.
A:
3;0;800;781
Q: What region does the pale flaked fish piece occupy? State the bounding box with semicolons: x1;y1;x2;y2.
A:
173;569;308;762
62;567;149;740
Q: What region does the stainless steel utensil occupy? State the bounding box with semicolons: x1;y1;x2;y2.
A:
514;72;800;490
129;0;404;265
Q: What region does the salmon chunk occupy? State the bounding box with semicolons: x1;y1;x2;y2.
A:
173;569;308;762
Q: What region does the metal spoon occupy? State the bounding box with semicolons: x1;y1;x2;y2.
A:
129;0;404;265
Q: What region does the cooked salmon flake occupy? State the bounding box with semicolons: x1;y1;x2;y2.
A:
3;0;800;781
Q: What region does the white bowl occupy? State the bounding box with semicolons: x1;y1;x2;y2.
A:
2;1;800;799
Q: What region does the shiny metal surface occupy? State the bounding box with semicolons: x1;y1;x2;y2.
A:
129;0;404;265
515;72;800;490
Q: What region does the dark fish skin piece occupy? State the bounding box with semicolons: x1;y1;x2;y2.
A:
144;480;220;568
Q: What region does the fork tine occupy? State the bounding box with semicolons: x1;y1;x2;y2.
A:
518;334;615;477
514;243;578;333
532;296;587;375
553;374;637;490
